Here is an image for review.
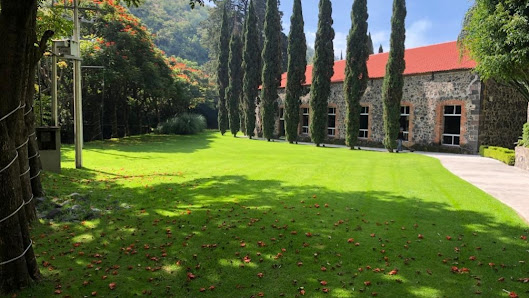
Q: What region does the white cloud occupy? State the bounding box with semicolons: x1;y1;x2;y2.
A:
371;30;390;53
405;19;433;49
368;19;433;53
334;31;347;59
306;30;316;49
304;30;347;59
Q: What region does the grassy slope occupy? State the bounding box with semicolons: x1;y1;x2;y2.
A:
17;132;528;297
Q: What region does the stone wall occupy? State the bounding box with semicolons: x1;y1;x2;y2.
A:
277;70;483;153
515;146;529;171
478;80;528;149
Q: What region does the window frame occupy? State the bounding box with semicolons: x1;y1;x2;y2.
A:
400;105;411;141
359;106;369;139
301;107;310;135
327;107;337;137
442;105;462;146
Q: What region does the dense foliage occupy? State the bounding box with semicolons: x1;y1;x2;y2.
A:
520;122;529;147
260;0;282;141
155;113;207;135
479;146;516;166
284;0;306;144
70;0;213;141
309;0;334;146
128;0;210;64
199;0;288;80
217;5;230;135
459;0;529;102
242;0;260;139
382;0;406;152
343;0;369;149
226;32;243;137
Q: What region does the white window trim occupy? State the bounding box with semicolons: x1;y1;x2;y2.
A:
442;105;462;146
327;107;336;137
301;108;309;135
400;106;410;141
359;106;369;139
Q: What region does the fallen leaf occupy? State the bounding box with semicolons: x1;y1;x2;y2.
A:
108;282;116;290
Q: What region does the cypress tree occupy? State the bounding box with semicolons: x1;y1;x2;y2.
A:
367;32;374;55
343;0;369;149
379;44;384;53
217;4;230;135
284;0;307;144
226;32;243;137
261;0;282;141
242;0;261;138
309;0;334;146
382;0;406;152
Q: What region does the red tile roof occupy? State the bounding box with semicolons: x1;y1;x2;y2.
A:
279;41;476;89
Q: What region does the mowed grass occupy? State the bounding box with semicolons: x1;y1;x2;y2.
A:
18;131;528;297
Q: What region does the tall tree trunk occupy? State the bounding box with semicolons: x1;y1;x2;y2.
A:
0;0;43;293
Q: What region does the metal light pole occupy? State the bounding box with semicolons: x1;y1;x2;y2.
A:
51;43;58;127
73;0;83;168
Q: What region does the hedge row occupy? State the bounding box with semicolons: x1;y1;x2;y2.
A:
479;145;515;166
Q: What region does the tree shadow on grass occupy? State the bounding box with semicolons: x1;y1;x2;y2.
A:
26;172;529;298
87;132;216;154
60;132;215;163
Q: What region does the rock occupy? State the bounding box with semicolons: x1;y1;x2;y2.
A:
67;192;88;201
71;205;82;211
44;208;62;219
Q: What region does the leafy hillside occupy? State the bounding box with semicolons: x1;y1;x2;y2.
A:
128;0;210;64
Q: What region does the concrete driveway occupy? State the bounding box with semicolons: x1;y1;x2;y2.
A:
421;152;529;224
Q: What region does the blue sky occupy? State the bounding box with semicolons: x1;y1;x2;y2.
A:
279;0;474;56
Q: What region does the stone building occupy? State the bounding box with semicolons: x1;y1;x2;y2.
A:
274;41;527;153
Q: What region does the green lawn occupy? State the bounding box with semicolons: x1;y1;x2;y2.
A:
19;131;528;297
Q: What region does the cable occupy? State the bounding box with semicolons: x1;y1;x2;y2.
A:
28;152;40;160
15;138;29;150
0;200;24;225
0;102;22;122
0;240;33;266
30;170;41;180
24;194;34;206
24;106;33;116
19;167;31;177
0;151;19;174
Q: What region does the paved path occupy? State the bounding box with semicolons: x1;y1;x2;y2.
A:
421;152;529;224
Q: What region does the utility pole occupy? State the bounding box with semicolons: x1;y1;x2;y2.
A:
51;44;58;127
51;0;98;168
73;0;84;168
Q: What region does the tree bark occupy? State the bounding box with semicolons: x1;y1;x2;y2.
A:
0;0;42;293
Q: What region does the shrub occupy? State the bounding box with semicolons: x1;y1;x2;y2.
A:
156;113;207;135
479;145;488;156
520;122;529;147
480;146;515;166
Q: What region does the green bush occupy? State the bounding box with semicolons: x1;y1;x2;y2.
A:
156;113;207;135
479;145;488;156
520;122;529;147
480;146;515;166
